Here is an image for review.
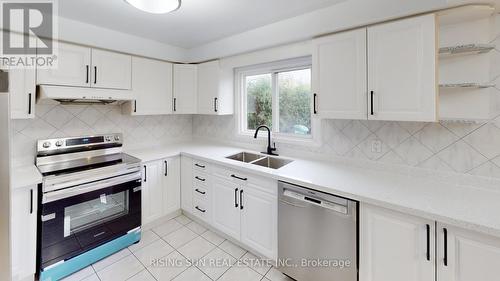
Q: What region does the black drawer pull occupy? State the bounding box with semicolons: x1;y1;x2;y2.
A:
86;65;89;83
313;93;317;114
234;188;238;208
94;66;97;84
195;189;206;195
426;224;430;261
195;163;205;168
195;206;206;213
164;161;168;176
370;91;374;115
28;93;32;115
240;189;244;210
195;176;206;182
231;174;247;181
30;189;33;214
443;228;448;266
143;165;147;182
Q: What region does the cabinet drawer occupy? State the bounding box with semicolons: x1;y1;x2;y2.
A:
193;185;209;201
193;172;209;187
193;198;209;221
193;160;209;172
212;165;277;195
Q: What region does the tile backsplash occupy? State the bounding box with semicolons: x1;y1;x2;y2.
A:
11;103;192;166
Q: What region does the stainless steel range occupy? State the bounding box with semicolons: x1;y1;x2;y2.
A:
35;133;142;281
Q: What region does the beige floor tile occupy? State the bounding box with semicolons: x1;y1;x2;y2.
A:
163;226;198;248
96;255;144;281
152;219;184;237
174;215;192;225
241;252;272;275
133;239;174;266
92;248;131;272
265;267;295;281
80;274;100;281
201;230;225;246
219;240;247;259
177;236;216;260
218;265;262;281
186;221;207;234
127;269;156;281
128;230;160;252
172;266;211;281
147;251;189;281
196;247;236;280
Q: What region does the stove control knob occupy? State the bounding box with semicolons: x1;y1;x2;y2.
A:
105;136;112;142
42;141;51;148
114;135;120;141
55;140;64;147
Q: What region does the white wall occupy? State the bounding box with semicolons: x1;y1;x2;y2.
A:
57;17;188;62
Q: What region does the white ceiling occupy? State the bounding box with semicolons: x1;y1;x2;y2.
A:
58;0;347;49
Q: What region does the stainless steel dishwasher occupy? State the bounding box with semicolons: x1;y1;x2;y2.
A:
278;181;358;281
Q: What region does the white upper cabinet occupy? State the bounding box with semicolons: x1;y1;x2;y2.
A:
312;28;368;120
9;67;35;119
197;60;233;115
437;224;500;281
37;42;132;90
124;57;173;115
173;64;198;114
360;203;435;281
37;42;91;87
91;49;131;90
367;14;437;122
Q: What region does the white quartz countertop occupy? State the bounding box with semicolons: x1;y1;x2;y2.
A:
127;142;500;238
11;165;42;189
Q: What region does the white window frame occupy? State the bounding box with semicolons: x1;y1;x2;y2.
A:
235;57;320;146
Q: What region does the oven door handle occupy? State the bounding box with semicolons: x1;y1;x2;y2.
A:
42;172;141;204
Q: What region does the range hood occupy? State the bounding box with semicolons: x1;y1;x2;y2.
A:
38;85;134;105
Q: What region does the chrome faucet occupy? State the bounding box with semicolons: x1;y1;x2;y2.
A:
254;125;278;156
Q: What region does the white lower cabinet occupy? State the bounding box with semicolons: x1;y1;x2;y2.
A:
240;182;277;260
360;203;435;281
142;156;180;225
437;224;500;281
211;177;241;240
11;185;37;281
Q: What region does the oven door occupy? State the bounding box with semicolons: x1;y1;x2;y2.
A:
39;171;141;270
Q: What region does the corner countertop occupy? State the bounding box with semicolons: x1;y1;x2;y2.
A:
127;141;500;239
11;164;42;189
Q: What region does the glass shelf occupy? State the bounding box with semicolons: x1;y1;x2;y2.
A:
439;83;495;89
439;44;495;57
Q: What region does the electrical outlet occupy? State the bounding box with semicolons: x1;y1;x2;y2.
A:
371;140;382;153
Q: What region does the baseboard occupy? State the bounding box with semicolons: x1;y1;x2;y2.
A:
142;209;182;231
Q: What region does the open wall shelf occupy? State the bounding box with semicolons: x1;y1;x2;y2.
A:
439;44;495;57
439;83;496;89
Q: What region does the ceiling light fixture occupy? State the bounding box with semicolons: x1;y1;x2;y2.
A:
125;0;181;14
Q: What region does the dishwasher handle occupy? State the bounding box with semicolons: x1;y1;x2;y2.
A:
282;189;349;215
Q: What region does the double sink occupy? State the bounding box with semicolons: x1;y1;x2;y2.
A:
226;152;293;169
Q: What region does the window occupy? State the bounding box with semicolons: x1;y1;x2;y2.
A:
239;59;313;139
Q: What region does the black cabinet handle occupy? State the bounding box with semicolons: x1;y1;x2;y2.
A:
234;188;239;208
231;174;247;181
86;65;89;83
195;206;206;213
30;189;33;214
195;163;205;168
240;189;244;210
164;161;168;176
143;165;147;182
195;189;206;195
426;224;430;261
28;93;32;115
173;98;177;112
94;66;97;84
370;91;374;115
195;176;206;182
214;97;218;112
134;101;137;113
313;93;317;114
443;228;448;266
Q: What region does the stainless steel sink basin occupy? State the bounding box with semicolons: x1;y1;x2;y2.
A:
226;152;264;163
251;156;293;169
